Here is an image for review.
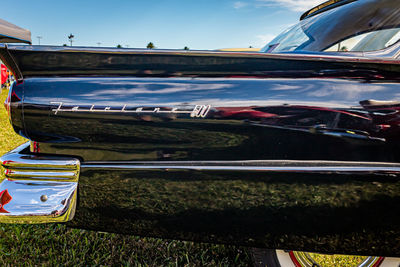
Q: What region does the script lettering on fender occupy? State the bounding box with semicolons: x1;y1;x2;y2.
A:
50;102;211;118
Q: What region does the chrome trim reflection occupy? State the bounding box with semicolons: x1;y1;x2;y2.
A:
0;143;80;223
82;160;400;175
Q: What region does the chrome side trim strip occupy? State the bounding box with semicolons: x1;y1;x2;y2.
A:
5;170;78;180
82;160;400;175
0;143;80;223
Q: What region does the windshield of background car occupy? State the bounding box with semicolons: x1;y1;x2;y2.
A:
261;0;400;53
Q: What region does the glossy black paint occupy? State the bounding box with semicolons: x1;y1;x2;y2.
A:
17;75;400;162
3;46;400;255
69;167;400;256
1;44;400;81
7;82;24;137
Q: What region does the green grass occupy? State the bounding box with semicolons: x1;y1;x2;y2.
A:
0;88;365;266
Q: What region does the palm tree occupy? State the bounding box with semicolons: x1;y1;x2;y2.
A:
147;42;155;49
68;34;74;46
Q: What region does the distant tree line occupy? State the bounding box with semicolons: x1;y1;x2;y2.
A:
63;35;189;50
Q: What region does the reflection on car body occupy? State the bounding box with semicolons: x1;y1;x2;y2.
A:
1;0;400;264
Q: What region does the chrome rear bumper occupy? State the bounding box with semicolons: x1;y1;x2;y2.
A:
0;143;79;223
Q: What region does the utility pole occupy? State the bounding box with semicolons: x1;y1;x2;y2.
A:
37;36;42;45
68;34;74;46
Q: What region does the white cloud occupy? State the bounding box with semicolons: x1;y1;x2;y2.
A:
256;0;322;12
234;1;248;9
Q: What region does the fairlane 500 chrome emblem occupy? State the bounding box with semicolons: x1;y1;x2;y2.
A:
50;102;211;118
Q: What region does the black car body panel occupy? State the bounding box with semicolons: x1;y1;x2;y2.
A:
13;74;400;162
1;0;400;257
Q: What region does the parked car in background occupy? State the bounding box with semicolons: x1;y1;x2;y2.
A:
1;0;400;266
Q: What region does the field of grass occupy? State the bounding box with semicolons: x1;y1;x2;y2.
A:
0;87;364;266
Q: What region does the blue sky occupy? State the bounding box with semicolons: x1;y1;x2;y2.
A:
2;0;321;50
